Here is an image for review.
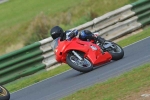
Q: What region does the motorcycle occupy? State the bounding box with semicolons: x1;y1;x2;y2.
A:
0;85;10;100
51;31;124;72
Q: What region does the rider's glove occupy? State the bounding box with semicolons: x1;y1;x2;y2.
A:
66;29;78;40
73;29;78;36
97;36;106;44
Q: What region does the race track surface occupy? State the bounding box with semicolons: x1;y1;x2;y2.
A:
10;37;150;100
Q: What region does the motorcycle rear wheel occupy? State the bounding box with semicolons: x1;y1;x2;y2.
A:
0;85;10;100
66;51;93;72
106;42;124;60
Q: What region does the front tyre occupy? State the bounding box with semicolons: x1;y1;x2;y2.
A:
66;51;93;72
0;85;10;100
104;42;124;60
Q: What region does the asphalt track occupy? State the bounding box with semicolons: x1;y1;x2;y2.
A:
10;37;150;100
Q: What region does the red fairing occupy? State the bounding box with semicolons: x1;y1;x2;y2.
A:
86;45;112;66
55;38;89;63
54;37;112;66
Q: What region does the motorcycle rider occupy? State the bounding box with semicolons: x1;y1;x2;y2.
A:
50;26;106;44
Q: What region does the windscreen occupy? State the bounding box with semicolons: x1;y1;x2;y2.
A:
50;37;60;51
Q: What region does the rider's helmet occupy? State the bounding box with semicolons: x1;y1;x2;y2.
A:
50;26;64;39
79;30;95;41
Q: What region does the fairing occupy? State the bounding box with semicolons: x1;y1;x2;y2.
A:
52;38;112;66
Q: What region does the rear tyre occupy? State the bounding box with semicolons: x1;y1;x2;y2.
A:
66;51;93;72
0;85;10;100
108;43;124;60
103;42;124;60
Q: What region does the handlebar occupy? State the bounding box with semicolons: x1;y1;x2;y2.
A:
66;29;78;40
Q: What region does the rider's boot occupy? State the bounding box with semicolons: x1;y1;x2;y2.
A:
96;36;106;44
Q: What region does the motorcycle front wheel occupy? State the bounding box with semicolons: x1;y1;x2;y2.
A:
0;85;10;100
66;51;93;72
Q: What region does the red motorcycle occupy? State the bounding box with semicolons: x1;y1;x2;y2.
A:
51;31;124;72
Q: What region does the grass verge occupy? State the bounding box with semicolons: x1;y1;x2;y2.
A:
4;26;150;93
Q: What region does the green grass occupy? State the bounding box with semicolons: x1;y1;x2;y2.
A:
4;26;150;93
0;0;86;29
0;0;136;55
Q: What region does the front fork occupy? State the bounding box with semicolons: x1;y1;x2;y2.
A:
72;51;83;60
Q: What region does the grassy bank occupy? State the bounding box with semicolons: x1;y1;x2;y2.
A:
5;26;150;93
0;0;136;55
